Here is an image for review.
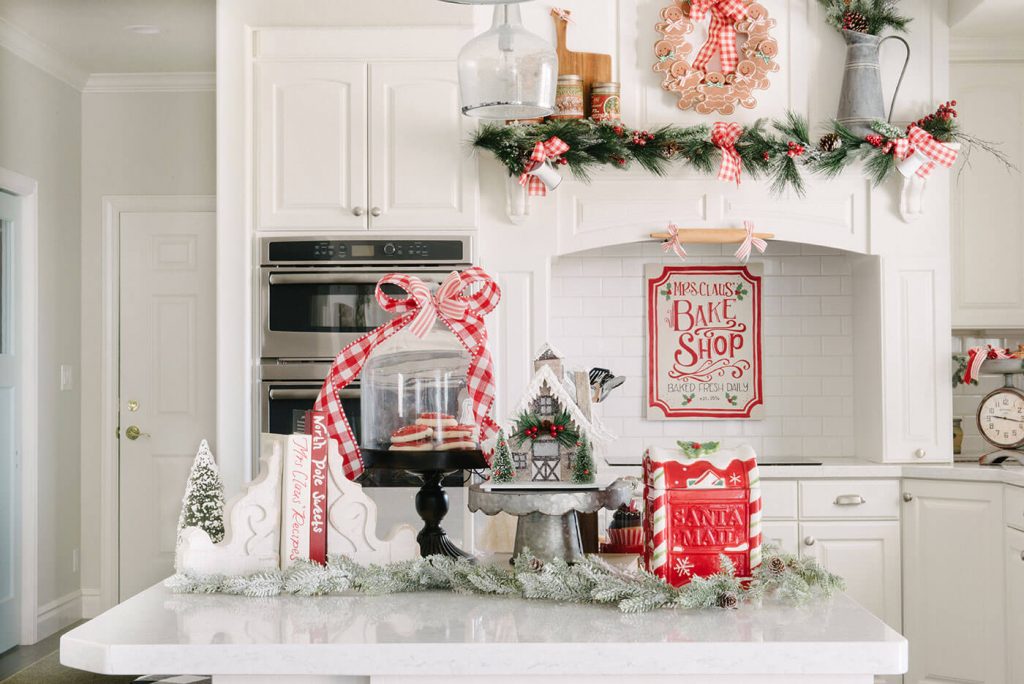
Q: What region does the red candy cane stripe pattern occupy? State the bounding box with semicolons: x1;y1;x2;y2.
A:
314;268;501;480
963;345;1012;386
689;0;747;73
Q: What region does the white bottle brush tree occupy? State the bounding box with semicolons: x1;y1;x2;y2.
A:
176;439;226;549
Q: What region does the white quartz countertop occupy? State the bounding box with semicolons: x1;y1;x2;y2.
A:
61;583;906;677
604;457;1024;486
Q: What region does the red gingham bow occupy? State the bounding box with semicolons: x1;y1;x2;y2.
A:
519;136;570;196
661;222;688;261
712;121;744;185
689;0;747;73
314;268;502;480
963;345;1012;385
906;125;959;179
883;137;912;161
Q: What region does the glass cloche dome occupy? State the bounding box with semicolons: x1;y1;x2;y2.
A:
360;321;477;453
457;4;558;119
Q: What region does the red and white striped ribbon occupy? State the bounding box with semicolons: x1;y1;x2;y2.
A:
712;122;744;185
906;125;959;179
734;220;767;263
661;222;688;261
314;268;501;480
689;0;747;73
963;345;1012;385
519;136;570;197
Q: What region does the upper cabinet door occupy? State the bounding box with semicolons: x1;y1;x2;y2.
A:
368;62;477;231
256;61;368;230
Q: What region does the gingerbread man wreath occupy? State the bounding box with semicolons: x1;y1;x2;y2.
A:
654;0;778;115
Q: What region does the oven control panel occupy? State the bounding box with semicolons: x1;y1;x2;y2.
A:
264;238;469;264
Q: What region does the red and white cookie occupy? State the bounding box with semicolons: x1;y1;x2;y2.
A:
390;424;433;444
438;423;476;440
416;412;458;428
437;436;476;451
389;438;434;452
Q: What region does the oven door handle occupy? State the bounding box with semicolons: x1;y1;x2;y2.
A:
269;388;361;400
268;273;446;286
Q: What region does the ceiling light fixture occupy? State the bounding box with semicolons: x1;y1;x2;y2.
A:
124;25;162;35
455;3;557;119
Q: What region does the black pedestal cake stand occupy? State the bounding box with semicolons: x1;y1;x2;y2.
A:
362;448;488;559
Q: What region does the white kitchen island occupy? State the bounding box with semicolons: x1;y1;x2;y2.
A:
60;582;906;684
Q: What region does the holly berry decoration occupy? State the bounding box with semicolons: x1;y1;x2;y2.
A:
865;134;884;148
677;440;721;459
841;10;869;33
817;132;842;152
786;141;806;158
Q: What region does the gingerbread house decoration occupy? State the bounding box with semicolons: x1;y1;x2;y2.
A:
502;345;613;485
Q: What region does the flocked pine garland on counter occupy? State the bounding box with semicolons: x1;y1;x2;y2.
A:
166;545;843;614
472;101;1013;197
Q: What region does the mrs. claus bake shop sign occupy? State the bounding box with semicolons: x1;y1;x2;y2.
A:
646;264;763;419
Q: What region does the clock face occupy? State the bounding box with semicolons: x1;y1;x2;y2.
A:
978;388;1024;449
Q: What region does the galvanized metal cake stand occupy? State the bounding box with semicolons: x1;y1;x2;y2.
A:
468;478;635;564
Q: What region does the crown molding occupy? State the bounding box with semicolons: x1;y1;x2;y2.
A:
951;35;1024;63
0;17;88;90
83;71;216;93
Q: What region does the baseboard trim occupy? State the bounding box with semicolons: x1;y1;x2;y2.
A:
80;588;102;619
36;590;82;641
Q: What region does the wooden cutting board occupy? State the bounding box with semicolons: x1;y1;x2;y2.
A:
551;9;613;118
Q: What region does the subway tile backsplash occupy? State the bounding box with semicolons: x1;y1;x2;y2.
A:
549;242;855;461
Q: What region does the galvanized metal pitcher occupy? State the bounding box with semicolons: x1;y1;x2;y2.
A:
836;29;910;136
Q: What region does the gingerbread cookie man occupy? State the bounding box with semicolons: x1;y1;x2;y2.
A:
695;72;736;116
735;3;776;38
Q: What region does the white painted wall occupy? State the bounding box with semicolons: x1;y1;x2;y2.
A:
0;46;82;632
78;90;215;611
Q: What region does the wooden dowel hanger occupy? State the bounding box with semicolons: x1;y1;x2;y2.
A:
649;228;775;244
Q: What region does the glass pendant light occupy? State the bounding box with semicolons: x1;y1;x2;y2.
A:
457;4;558;119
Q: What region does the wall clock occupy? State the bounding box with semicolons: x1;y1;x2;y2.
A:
977;384;1024;451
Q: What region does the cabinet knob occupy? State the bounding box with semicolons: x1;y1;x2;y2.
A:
353;207;366;217
902;492;914;502
914;448;926;459
370;206;383;217
803;536;815;546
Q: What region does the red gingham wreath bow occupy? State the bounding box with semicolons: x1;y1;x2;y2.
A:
712;121;744;185
314;268;501;480
690;0;747;73
906;125;959;178
519;136;569;196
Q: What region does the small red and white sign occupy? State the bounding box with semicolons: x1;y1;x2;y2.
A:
646;264;763;419
308;411;330;565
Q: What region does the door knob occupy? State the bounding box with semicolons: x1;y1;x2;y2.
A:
803;536;815;546
914;448;926;459
353;207;366;217
125;425;149;441
370;206;383;217
902;492;913;502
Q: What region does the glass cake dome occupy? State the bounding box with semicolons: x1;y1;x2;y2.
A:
360;320;476;453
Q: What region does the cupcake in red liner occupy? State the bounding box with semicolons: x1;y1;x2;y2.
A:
607;503;643;549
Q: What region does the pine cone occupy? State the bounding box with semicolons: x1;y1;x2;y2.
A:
818;132;842;153
841;10;869;33
767;557;787;575
716;591;739;609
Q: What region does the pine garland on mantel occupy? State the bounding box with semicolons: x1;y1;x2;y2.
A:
166;545;844;614
471;102;1013;197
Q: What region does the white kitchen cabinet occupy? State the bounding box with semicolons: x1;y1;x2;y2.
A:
761;521;798;556
799;521;901;630
901;479;1004;684
951;62;1024;328
255;60;476;232
256;61;368;231
368;62;477;231
1007;525;1024;684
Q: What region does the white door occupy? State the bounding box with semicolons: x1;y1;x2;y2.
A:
118;206;216;599
0;191;20;651
368;62;478;230
799;521;901;630
256;61;369;231
902;479;1004;684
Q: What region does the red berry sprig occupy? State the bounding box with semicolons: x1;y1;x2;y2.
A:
786;141;806;158
631;130;656;146
865;134;884;148
913;100;958;129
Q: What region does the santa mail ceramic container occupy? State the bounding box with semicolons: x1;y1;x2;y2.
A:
643;444;762;587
